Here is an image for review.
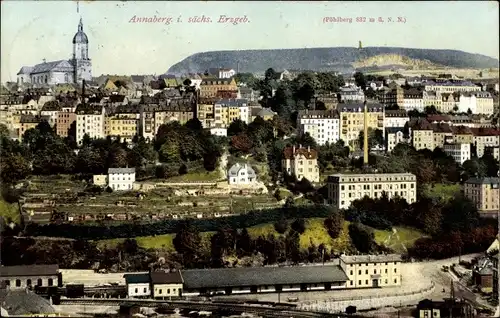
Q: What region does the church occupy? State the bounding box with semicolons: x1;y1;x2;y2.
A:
17;18;92;86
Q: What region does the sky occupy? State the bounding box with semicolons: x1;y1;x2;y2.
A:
1;1;498;82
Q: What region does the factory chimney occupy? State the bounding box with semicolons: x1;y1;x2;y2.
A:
363;100;369;166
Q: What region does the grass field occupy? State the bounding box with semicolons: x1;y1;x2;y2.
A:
0;200;20;224
422;183;461;203
165;170;222;182
96;218;425;254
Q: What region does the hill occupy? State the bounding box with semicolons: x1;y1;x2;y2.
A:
167;47;499;74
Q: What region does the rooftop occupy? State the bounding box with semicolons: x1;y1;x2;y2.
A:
108;167;136;174
150;271;184;284
340;254;403;264
465;177;500;185
0;264;59;277
181;265;348;289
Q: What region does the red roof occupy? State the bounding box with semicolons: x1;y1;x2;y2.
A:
470;128;500;136
283;146;318;160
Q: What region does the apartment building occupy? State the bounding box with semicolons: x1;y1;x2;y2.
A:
451;125;474;145
379;86;404;107
385;127;408;153
411;119;434;150
281;145;320;183
326;173;417;210
384;109;409;128
56;105;76;138
475;91;494;115
75;103;105;145
214;98;249;126
432;123;454;149
424;80;481;94
443;143;471;164
340;254;402;288
19;114;50;139
297;109;340;146
40;100;61;127
199;78;237;98
339;103;384;149
402;88;424;112
339;86;365;102
440;92;459;113
315;93;339;110
463;177;499;218
140;104;159;141
471;128;500;158
105;105;140;143
422;91;442;111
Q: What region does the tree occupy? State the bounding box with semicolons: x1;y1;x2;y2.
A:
173;221;202;267
285;230;302;264
230;134;253;155
0;153;31;184
227;119;248;137
291;218;306;234
353;72;366;89
185;118;203;133
236;228;253;256
324;208;343;239
274;218;288;234
348;222;375;253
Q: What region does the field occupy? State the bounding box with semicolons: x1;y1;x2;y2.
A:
96;218;425;254
23;175;281;220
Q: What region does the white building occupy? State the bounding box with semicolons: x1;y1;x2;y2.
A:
458;93;477;114
402;89;424;112
385;128;408;153
443;143;471;165
218;68;236;79
75;104;105;145
108;167;136;191
282;145;320;183
297;109;340;146
384;110;409;128
339;86;365;102
227;163;256;185
124;273;151;298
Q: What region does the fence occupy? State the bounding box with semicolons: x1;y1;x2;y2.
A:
299;281;435;313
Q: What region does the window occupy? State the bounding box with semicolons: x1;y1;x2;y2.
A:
394;279;397;284
394;268;397;273
159;289;162;294
135;288;138;293
48;278;53;286
365;280;368;285
374;269;377;274
350;270;353;275
167;289;170;294
27;279;32;286
385;279;388;284
358;280;361;285
143;288;147;293
365;270;368;274
358;270;361;275
5;280;10;286
350;281;353;286
385;269;388;274
16;279;21;287
37;279;42;286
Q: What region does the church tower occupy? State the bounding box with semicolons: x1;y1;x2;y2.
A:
72;18;92;83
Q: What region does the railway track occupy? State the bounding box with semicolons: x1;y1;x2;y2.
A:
59;298;344;317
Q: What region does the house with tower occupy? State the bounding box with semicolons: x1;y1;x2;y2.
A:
17;18;92;86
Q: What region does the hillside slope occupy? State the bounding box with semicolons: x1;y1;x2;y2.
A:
167;47;499;74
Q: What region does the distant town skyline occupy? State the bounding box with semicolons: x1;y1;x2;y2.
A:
1;1;499;83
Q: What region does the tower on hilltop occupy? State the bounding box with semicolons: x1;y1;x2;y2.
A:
359;41;363;49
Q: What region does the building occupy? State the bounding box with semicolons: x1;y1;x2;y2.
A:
339;102;384;149
423;80;481;94
339;86;365;102
180;265;348;296
214;98;249;126
339;254;402;288
40;100;62;127
124;273;151;298
150;271;184;299
385;127;408;153
0;265;60;289
432;123;454;149
463;177;499;218
384;109;409;129
227;163;257;185
105;105;140;143
209;127;227;137
402;88;424;112
282;145;320;183
108;167;136;191
19;114;49;139
56;105;76;138
416;299;475;318
251;108;276;122
17;18;92;86
326;173;417;210
411;119;434;151
422;91;442;111
443;143;471;164
315;93;339;110
297;109;340;146
75;103;105;145
470;128;500;158
200;78;237;98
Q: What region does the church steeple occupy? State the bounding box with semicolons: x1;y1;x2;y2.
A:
78;18;83;32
